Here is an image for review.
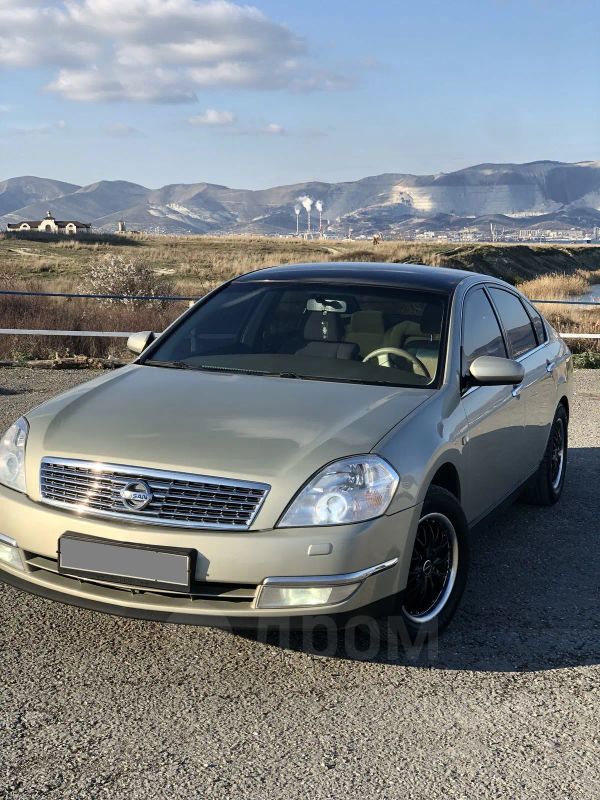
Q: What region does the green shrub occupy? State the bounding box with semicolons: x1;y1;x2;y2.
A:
573;351;600;368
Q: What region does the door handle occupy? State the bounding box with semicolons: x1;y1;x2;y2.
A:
512;385;522;398
546;359;557;373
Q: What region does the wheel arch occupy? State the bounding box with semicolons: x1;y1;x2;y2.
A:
428;460;461;503
558;395;569;420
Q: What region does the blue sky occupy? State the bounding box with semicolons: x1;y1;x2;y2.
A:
0;0;598;189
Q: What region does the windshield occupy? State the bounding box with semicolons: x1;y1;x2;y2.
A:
144;281;449;388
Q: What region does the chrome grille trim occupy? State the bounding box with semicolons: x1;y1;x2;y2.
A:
39;457;270;530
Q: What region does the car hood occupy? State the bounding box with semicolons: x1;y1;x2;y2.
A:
25;365;433;522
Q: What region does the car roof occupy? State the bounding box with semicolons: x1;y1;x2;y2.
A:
234;261;483;292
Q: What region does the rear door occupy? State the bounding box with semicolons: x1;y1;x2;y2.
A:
460;286;527;522
487;288;555;478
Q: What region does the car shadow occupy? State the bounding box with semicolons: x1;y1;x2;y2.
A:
238;445;600;672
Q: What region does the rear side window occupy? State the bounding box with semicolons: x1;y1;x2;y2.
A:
522;299;547;344
489;289;538;358
462;288;507;370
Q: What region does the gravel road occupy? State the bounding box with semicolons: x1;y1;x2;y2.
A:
0;368;598;800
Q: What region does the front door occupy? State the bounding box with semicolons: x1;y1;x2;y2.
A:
460;287;527;523
487;289;557;479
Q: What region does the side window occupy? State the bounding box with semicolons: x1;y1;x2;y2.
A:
522;299;547;345
462;288;507;371
489;289;538;358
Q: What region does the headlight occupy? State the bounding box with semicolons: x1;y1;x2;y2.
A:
278;455;399;528
0;417;29;494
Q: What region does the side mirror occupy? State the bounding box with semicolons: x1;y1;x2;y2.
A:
127;331;156;355
469;355;524;386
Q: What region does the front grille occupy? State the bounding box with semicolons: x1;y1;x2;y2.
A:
39;458;270;530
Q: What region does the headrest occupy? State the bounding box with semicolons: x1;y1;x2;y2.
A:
421;304;443;335
303;311;344;342
347;310;384;334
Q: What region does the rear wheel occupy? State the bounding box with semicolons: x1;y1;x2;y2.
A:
397;486;470;638
524;405;568;506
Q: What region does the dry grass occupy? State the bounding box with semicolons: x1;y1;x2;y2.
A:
536;307;600;354
517;269;600;354
517;269;600;300
3;233;600;289
0;277;185;361
1;234;599;360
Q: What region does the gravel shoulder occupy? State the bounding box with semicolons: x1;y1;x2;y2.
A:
0;368;598;800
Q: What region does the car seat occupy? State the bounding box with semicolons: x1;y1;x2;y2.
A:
344;310;385;358
404;304;443;378
293;312;358;359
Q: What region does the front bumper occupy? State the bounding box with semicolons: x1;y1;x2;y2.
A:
0;483;421;625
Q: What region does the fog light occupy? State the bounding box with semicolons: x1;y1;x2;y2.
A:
0;535;25;571
257;582;360;609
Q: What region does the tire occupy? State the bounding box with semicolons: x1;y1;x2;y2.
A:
393;485;470;639
524;404;568;506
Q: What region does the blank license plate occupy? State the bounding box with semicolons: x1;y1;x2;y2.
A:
58;534;193;592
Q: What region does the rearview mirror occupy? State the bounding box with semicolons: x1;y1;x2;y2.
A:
127;331;156;355
469;356;524;386
307;298;347;313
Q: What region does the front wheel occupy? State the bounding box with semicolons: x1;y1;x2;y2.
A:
397;485;470;638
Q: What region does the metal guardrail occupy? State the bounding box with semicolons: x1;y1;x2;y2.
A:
0;289;597;339
560;333;600;340
0;289;192;338
531;295;599;338
1;329;596;340
0;329;132;338
0;289;196;302
533;299;599;306
0;288;597;304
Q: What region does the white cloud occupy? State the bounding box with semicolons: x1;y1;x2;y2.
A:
9;124;52;136
0;0;350;103
227;121;288;137
46;67;197;103
261;123;285;135
7;120;67;135
103;122;141;137
189;108;236;126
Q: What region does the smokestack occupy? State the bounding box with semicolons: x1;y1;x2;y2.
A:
299;196;313;234
294;205;301;235
315;200;324;233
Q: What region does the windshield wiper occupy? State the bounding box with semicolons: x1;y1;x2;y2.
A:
143;359;195;370
144;361;299;377
143;362;407;386
197;364;273;376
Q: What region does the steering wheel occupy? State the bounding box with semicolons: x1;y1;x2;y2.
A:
363;347;431;379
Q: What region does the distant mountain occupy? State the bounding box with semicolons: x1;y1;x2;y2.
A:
1;180;150;223
0;176;80;217
2;161;600;235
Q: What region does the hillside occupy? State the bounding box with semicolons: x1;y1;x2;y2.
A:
2;161;600;236
0;176;80;217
